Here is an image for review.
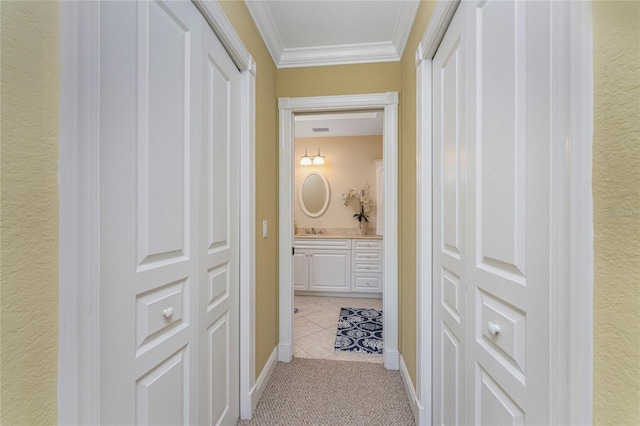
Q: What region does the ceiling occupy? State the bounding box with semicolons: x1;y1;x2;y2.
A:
244;0;420;68
295;110;384;138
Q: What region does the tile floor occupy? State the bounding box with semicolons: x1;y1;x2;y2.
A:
293;295;384;363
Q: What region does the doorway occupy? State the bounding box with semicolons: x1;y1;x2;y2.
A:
293;110;384;362
278;93;400;370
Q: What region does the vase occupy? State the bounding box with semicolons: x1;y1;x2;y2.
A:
357;221;368;235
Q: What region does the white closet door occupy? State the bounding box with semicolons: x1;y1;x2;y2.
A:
99;1;240;424
433;1;554;424
432;5;467;426
466;0;551;424
199;20;241;426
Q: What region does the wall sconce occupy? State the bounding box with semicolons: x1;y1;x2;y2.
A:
312;149;325;165
300;149;312;165
300;148;325;165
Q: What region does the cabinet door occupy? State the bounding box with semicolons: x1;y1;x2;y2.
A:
309;250;351;292
293;251;308;291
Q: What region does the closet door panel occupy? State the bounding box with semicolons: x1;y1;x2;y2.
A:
199;18;241;426
100;1;202;423
432;4;467;425
467;0;551;424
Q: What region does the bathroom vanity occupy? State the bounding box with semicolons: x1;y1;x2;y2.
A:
293;235;383;296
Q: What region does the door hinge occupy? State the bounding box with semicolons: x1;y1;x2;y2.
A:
292;246;295;256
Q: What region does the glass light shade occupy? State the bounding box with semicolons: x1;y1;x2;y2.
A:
312;149;325;165
300;149;312;165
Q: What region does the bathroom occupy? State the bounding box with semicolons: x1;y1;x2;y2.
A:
292;110;385;362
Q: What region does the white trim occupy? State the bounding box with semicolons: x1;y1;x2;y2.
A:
415;0;459;64
415;58;432;426
548;2;594;425
278;43;401;69
59;1;258;423
392;1;421;59
415;1;594;424
400;355;420;425
239;71;257;420
193;0;256;75
58;2;101;424
566;4;593;423
278;92;400;371
248;347;278;417
245;0;419;68
243;0;283;67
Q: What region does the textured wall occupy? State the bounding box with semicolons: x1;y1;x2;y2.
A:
398;0;436;387
0;1;59;423
592;2;640;424
218;0;279;377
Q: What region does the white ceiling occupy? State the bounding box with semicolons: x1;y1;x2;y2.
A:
244;0;420;68
295;110;383;138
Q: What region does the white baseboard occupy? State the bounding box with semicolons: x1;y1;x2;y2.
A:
384;349;400;370
400;355;421;424
247;347;278;417
278;342;293;362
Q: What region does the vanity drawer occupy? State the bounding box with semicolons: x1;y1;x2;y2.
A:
352;239;382;250
294;238;351;250
352;260;383;273
352;250;383;262
352;274;382;292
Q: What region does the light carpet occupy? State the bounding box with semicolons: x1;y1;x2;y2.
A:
237;358;415;425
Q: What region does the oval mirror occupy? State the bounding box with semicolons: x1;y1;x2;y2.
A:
299;171;330;218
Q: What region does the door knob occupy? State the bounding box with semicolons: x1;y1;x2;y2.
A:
487;321;500;336
163;307;175;319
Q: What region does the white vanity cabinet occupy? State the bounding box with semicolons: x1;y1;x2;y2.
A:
294;239;351;292
351;239;383;292
294;238;383;295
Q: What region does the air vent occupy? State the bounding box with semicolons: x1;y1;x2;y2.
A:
312;127;329;133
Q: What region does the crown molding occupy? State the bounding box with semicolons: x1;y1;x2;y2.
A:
392;0;421;58
245;0;418;68
243;0;283;67
278;42;400;68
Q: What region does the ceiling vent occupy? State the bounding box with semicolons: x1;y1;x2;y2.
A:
312;127;330;133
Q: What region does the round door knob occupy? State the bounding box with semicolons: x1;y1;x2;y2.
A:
487;321;500;336
163;307;175;319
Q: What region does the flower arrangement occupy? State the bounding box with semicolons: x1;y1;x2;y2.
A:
342;183;373;223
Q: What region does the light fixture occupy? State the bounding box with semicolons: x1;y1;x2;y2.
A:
312;149;325;165
300;149;312;165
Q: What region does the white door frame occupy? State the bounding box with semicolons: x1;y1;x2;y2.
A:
415;1;594;424
58;1;257;423
278;93;400;370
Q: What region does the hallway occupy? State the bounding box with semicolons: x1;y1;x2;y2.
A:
237;358;414;425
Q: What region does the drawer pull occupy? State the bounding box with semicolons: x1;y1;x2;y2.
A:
163;307;175;319
487;321;500;336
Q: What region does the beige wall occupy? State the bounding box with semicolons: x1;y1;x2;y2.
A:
0;1;59;423
218;0;279;377
398;1;437;386
592;2;640;424
277;62;401;98
294;136;382;232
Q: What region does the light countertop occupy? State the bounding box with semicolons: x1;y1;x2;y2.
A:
294;234;383;240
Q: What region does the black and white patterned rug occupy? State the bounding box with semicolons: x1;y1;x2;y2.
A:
334;307;383;355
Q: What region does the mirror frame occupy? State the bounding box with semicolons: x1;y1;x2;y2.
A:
298;170;331;218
